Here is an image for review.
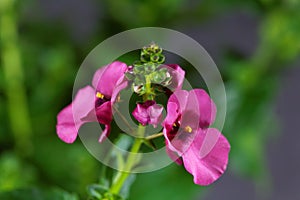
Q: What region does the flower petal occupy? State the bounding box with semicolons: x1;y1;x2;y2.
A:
111;77;128;103
193;89;216;128
99;124;111;143
96;101;113;142
168;90;189;114
169;110;199;154
162;101;180;153
56;86;96;143
182;128;230;186
56;105;78;143
167;64;185;91
148;103;163;127
94;61;128;97
162;101;179;128
165;141;183;165
132;103;149;126
165;90;200;154
92;67;105;89
132;101;163;127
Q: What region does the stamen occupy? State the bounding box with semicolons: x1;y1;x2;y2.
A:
184;126;192;133
96;92;104;99
116;94;121;102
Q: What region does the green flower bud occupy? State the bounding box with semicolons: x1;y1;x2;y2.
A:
134;74;145;85
133;61;143;67
140;52;150;63
154;46;162;54
125;72;135;80
157;54;165;64
144;63;156;73
133;65;145;74
151;71;165;83
141;43;163;63
163;76;172;86
158;70;167;80
159;68;168;74
133;84;145;94
150;54;160;62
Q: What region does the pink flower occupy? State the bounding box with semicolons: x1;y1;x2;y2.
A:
56;61;128;143
132;100;163;127
162;89;230;185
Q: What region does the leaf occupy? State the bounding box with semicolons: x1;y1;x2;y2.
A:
119;174;136;200
87;184;107;199
87;184;125;200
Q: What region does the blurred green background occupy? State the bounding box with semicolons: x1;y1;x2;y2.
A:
1;0;300;199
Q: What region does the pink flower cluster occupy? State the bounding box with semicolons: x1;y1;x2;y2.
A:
56;61;230;186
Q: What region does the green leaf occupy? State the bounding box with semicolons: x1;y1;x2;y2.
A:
119;174;136;200
87;184;107;199
87;184;125;200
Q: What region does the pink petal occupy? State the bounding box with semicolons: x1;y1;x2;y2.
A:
162;101;182;153
166;64;185;91
165;141;183;165
165;90;200;154
93;61;127;97
162;102;179;128
111;77;128;103
168;110;198;154
99;124;111;143
182;128;230;186
56;86;96;143
96;101;113;141
193;89;217;128
132;103;149;126
56;105;78;143
168;90;189;113
132;101;163;127
92;67;105;89
163;92;189;153
148;104;163;127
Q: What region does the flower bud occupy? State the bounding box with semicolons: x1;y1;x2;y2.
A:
132;100;163;127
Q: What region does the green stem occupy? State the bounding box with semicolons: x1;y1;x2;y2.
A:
0;0;32;156
110;125;145;195
143;75;153;101
113;104;134;132
145;132;163;140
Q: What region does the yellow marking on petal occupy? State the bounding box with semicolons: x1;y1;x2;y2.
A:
184;126;193;133
173;123;177;127
96;92;104;99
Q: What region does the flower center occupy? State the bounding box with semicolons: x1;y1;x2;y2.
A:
96;92;104;99
169;121;180;135
95;92;109;107
184;126;193;133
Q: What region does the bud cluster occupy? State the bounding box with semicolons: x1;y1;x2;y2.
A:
125;43;172;96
